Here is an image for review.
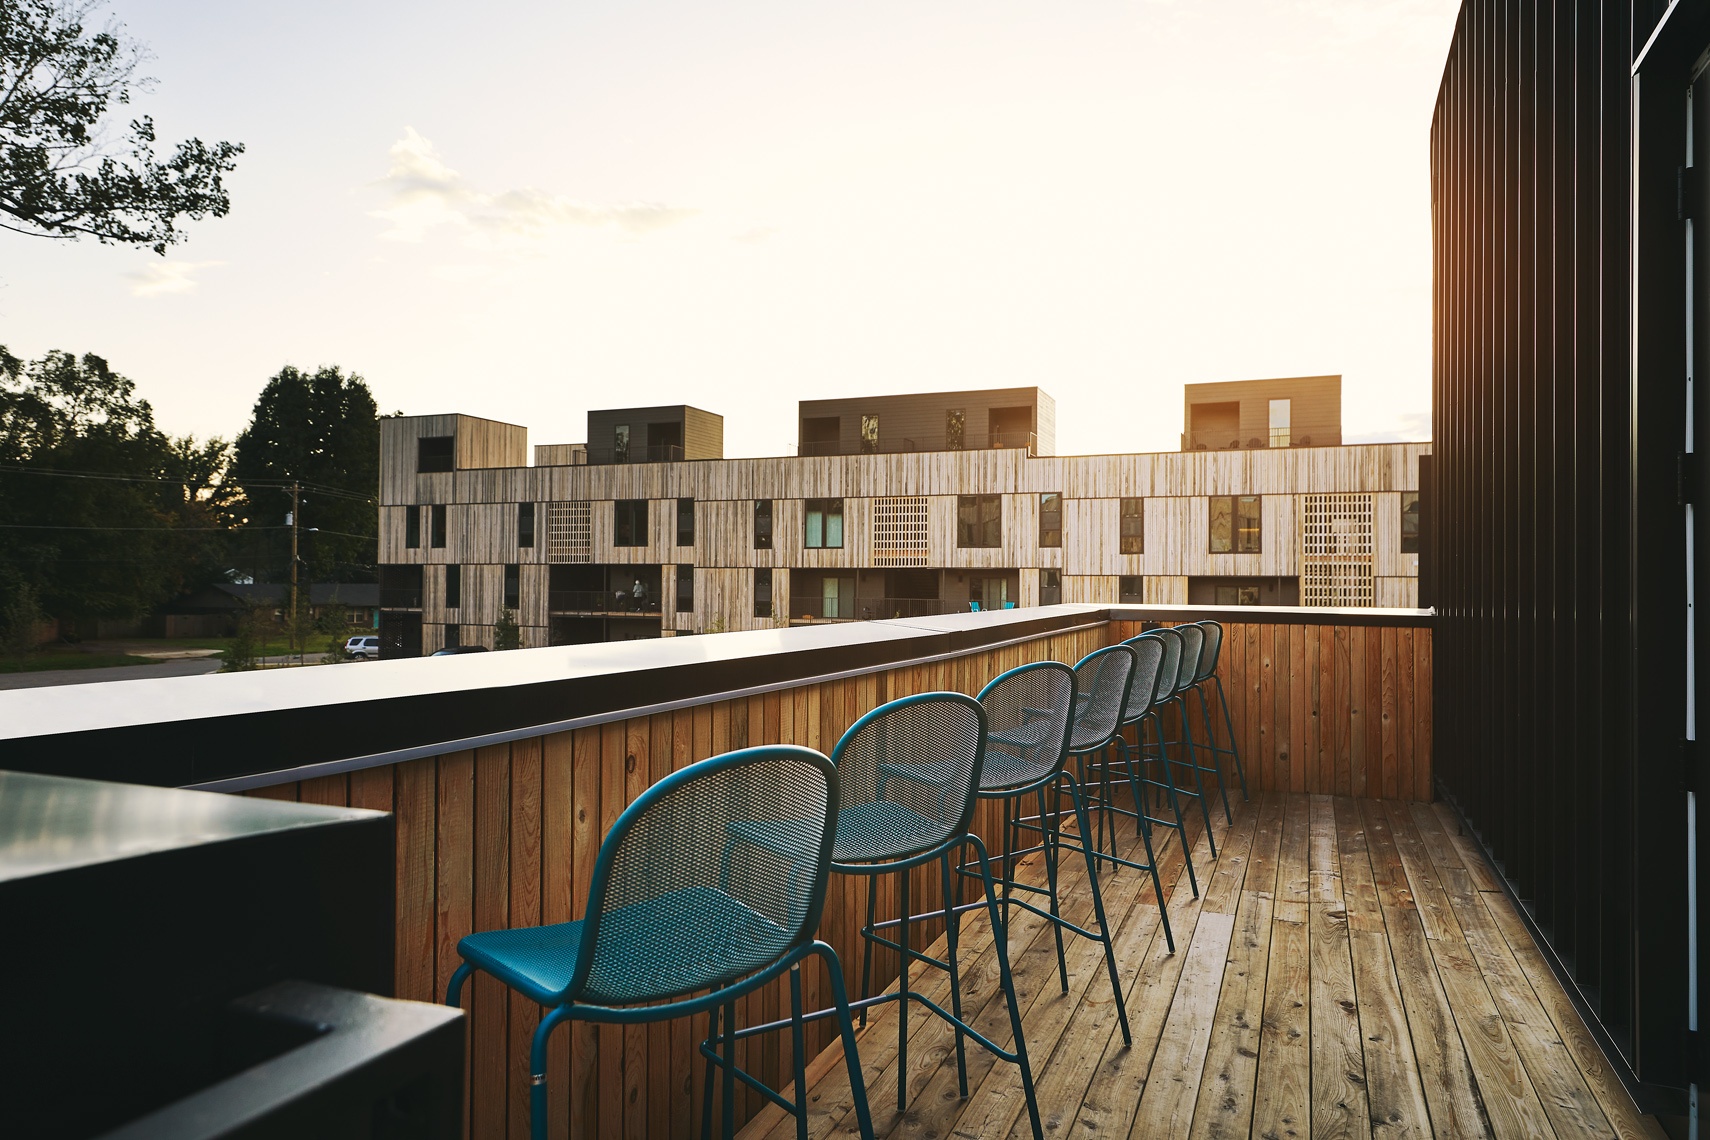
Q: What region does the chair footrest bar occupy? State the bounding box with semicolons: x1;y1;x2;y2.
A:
697;1041;801;1115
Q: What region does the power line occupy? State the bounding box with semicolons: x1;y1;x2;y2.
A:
0;463;376;503
0;523;288;532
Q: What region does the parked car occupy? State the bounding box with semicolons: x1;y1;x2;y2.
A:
344;636;381;660
430;645;490;656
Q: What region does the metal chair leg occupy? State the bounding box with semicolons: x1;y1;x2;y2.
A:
940;852;969;1095
818;943;877;1140
445;961;473;1007
1211;674;1250;800
896;870;911;1113
1061;772;1134;1042
790;965;809;1140
858;880;878;1026
1037;787;1070;993
528;1005;574;1140
965;834;1044;1140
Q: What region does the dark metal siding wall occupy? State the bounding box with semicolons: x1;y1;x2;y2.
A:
1431;0;1700;1106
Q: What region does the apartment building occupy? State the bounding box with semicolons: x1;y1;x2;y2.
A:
376;381;1426;655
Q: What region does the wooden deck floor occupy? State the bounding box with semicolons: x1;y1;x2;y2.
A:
738;791;1661;1140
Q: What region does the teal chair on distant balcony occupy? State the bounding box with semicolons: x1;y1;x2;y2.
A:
969;601;983;612
445;746;873;1140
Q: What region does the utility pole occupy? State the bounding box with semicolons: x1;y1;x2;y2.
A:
289;481;301;666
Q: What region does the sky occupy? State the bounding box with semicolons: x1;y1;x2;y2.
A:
2;0;1461;458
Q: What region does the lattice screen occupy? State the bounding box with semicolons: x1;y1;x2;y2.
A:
872;497;930;567
547;501;592;563
1300;493;1375;607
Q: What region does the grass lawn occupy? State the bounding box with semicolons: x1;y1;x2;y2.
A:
0;652;159;674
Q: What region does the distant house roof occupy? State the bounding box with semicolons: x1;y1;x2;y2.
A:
165;583;379;614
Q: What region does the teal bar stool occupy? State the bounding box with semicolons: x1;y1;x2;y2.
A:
1187;620;1250;804
445;745;874;1140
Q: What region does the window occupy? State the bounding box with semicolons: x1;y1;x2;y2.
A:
430;504;447;548
614;500;648;547
677;498;695;546
613;424;630;464
1401;492;1420;553
1039;568;1061;606
444;564;461;609
1216;582;1262;606
1039;493;1062;548
957;494;1001;548
405;506;421;549
443;623;461;649
860;414;880;454
417;436;453;473
754;499;773;549
1120;498;1144;554
1269;399;1291;448
504;564;520;609
946;409;965;450
676;565;694;614
804;498;843;548
1119;575;1144;603
754;568;772;618
518;502;535;548
1208;495;1261;553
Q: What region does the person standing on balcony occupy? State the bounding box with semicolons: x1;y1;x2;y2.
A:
632;578;647;610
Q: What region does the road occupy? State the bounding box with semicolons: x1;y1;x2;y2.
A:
0;652;354;691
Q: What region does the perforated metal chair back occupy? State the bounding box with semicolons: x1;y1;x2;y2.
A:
575;745;836;1007
827;691;988;867
1194;621;1224;682
976;660;1077;792
1152;626;1184;699
1120;633;1167;723
1069;645;1136;753
1173;624;1205;696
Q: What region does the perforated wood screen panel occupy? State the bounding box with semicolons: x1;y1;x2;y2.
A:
547;501;592;563
872;496;930;566
1299;492;1374;607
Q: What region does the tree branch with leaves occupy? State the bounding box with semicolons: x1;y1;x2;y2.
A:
0;0;242;253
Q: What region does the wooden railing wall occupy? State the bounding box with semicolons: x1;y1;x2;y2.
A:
246;611;1431;1139
1110;619;1434;800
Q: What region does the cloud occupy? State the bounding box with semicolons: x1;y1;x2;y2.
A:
732;226;779;245
370;128;695;248
127;260;224;298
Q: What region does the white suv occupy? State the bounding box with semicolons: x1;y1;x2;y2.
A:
344;635;381;660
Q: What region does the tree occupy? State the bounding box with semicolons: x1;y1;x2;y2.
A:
0;0;243;252
230;366;379;584
0;346;236;624
493;608;520;651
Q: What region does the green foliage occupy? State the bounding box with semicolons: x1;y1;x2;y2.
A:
230;365;378;585
315;602;350;662
493;607;520;651
0;347;235;622
0;0;243;252
220;604;265;671
0;573;44;658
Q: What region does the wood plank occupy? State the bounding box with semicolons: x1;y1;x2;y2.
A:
1348;625;1367;799
507;737;542;1140
1290;624;1308;794
1308;797;1369;1140
1380;626;1398;800
1187;891;1273;1140
394;757;436;1004
1336;799;1431;1137
1482;890;1666;1140
472;744;511;1140
1358;799;1487;1137
1414;630;1433;799
569;727;602;1137
1259;622;1277;796
541;732;573;1140
1397;627;1415;802
1274;793;1310;924
1408;804;1615;1140
1129;910;1236;1136
1251;915;1310;1140
435;750;475;1137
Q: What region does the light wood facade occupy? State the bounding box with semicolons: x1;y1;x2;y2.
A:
377;409;1427;652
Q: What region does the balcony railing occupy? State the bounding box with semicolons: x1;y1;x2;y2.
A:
1181;430;1315;451
0;604;1464;1139
378;588;422;608
548;589;662;614
583;443;686;465
798;431;1039;457
788;595;964;621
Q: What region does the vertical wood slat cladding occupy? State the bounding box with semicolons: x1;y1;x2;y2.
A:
248;614;1429;1138
1107;619;1432;800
